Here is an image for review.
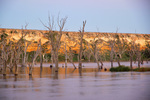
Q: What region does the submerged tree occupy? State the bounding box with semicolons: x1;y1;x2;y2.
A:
83;44;93;62
143;40;150;63
67;46;77;69
65;20;86;69
78;20;86;69
40;14;67;72
0;30;10;75
114;34;127;66
107;34;116;68
135;44;141;68
64;33;78;69
127;37;136;70
28;40;41;75
20;24;31;67
88;33;105;69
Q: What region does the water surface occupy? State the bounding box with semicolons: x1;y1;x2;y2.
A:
0;63;150;100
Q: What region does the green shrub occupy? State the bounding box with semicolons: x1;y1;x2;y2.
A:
133;67;150;72
110;65;130;72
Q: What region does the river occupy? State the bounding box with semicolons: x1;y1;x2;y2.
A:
0;62;150;100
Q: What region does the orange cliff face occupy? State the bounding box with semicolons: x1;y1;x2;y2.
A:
0;28;150;53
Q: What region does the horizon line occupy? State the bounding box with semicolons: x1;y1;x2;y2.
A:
0;28;148;35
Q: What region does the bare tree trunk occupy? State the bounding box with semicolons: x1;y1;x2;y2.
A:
117;58;121;66
138;53;141;68
98;55;103;68
78;53;82;68
100;60;103;68
54;51;59;72
29;63;34;75
40;67;42;78
79;68;82;77
14;50;18;75
78;20;86;69
22;49;27;67
40;40;43;69
40;53;43;69
21;25;30;67
3;60;7;75
78;35;83;68
88;55;91;62
14;60;18;75
68;58;76;69
134;57;137;64
29;42;41;75
96;60;100;69
43;54;48;63
65;42;67;68
67;47;77;69
50;47;54;67
138;59;141;68
9;51;13;72
1;42;6;75
53;71;58;79
95;52;101;69
23;42;26;66
130;56;133;70
29;60;35;76
115;54;121;66
110;49;114;68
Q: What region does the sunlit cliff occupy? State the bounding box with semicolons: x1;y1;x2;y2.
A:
0;28;150;53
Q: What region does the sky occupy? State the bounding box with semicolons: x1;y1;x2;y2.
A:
0;0;150;34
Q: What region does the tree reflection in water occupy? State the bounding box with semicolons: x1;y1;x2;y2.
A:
0;66;150;100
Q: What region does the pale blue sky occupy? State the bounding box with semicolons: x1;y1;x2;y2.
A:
0;0;149;34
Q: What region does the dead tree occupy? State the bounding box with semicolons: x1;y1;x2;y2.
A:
83;46;93;62
64;21;86;69
135;43;141;68
9;42;14;72
40;14;67;72
127;34;143;69
1;41;10;75
107;34;116;68
7;29;29;73
39;39;43;69
82;33;105;69
89;34;104;69
65;35;68;68
42;41;50;63
78;20;86;69
22;41;32;67
127;39;136;70
13;39;23;75
20;24;30;67
114;34;127;66
135;34;145;68
9;28;30;75
0;31;12;75
28;40;41;75
64;33;78;69
144;41;150;63
67;47;77;69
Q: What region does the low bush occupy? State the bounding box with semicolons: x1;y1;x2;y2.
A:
110;65;130;72
133;67;150;72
